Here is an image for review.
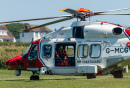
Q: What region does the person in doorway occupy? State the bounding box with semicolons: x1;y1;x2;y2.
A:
56;45;69;66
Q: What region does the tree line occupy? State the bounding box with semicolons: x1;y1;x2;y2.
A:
5;23;29;39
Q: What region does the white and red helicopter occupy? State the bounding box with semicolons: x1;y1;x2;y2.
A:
2;8;130;80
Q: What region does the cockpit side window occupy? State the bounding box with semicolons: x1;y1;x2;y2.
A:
42;45;52;58
22;45;31;59
28;44;38;60
73;26;84;38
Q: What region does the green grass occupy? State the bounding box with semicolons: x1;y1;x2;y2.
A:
0;70;130;88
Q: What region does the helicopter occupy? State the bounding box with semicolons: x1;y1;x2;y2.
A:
3;7;130;80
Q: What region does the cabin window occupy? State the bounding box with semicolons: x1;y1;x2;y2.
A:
90;44;101;58
42;45;52;58
28;44;38;60
73;26;84;38
55;43;75;66
78;44;88;58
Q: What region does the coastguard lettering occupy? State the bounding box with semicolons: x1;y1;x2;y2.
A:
82;60;101;63
77;61;81;63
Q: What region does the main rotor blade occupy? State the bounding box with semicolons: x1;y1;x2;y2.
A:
60;8;81;15
94;8;130;15
0;15;73;24
97;13;130;15
24;17;73;32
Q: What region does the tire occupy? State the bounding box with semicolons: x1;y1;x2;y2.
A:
30;75;34;80
113;70;123;78
35;75;39;80
87;74;96;79
30;75;39;80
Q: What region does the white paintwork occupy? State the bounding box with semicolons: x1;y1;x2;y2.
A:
77;65;97;73
32;21;130;75
40;67;47;74
46;21;126;39
46;27;72;39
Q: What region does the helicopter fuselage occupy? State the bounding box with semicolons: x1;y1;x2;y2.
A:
6;21;130;78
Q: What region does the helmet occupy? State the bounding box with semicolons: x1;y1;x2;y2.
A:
60;45;63;49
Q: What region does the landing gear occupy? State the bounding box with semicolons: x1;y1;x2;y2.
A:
87;74;96;79
30;71;39;80
113;70;123;78
30;75;39;80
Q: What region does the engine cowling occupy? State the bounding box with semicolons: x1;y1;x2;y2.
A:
83;25;125;38
112;27;122;35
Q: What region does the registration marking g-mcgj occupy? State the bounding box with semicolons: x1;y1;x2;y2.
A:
106;47;129;54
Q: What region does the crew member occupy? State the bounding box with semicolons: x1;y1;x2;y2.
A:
57;45;69;66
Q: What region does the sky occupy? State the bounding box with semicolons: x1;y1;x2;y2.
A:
0;0;130;30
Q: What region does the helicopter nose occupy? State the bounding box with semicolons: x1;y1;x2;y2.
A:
6;56;23;69
6;58;18;69
6;59;12;65
6;59;14;67
6;59;11;68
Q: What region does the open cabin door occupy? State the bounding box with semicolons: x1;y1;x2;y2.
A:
55;43;76;67
76;42;102;67
52;42;77;74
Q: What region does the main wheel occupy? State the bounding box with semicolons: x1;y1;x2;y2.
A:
113;70;123;78
35;75;39;80
30;75;39;80
87;74;96;79
30;75;34;80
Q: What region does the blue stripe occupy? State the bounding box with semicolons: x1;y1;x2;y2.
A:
123;28;130;40
38;39;46;66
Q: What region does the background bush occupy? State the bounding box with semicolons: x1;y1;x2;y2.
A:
0;42;30;46
0;42;30;68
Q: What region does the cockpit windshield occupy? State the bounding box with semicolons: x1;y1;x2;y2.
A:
22;45;31;59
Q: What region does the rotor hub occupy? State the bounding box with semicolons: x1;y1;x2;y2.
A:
76;8;94;21
77;8;90;12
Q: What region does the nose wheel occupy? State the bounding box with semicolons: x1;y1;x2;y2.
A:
30;71;39;80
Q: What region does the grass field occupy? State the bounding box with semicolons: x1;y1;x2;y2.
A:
0;70;130;88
